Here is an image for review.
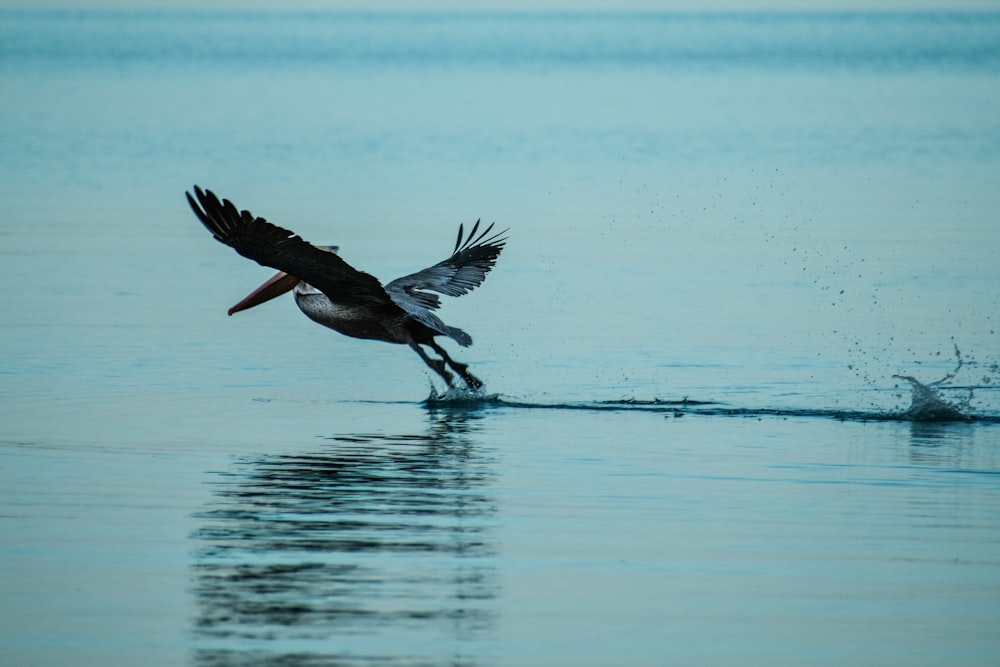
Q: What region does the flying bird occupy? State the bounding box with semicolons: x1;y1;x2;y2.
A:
186;186;507;390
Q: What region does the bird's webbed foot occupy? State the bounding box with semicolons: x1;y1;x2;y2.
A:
458;368;483;391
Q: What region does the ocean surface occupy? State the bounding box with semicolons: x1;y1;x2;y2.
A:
2;9;1000;666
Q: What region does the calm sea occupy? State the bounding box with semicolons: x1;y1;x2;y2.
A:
2;9;999;666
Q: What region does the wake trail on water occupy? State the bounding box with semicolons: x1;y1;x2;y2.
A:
424;392;998;423
421;346;999;423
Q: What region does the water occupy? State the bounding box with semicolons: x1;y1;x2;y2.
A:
2;9;1000;666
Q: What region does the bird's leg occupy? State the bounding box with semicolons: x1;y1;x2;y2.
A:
409;342;455;387
427;340;483;391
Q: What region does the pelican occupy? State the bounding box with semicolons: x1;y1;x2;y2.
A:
186;186;507;390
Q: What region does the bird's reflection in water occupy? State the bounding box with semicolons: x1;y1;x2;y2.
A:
191;408;498;666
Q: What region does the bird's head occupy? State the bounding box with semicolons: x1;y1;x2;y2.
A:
226;244;339;316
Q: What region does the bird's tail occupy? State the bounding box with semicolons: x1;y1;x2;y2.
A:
446;326;473;347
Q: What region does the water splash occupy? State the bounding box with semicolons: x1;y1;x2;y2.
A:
892;343;975;422
892;375;971;422
424;384;503;407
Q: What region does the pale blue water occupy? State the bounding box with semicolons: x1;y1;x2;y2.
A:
2;9;1000;666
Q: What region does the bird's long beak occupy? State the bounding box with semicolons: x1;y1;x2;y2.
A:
228;271;300;316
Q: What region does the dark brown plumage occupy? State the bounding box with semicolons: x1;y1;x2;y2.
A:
187;186;507;390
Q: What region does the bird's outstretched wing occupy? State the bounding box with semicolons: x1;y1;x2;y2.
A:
187;186;389;307
385;220;507;314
